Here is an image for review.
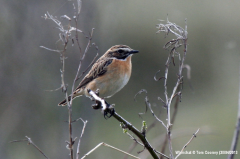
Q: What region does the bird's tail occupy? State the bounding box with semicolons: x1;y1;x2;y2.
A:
58;95;76;106
58;88;83;106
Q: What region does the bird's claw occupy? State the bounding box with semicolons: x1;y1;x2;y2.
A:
92;101;102;109
103;107;115;119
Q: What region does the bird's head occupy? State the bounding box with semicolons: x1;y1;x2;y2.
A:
105;45;139;60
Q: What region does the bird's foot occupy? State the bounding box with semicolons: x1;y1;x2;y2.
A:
92;101;115;118
91;100;102;109
103;102;115;119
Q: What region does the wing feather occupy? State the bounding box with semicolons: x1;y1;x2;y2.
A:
74;58;113;91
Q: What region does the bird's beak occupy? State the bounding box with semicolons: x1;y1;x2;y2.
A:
129;50;139;54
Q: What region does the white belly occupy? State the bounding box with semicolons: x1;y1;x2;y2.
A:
94;73;130;98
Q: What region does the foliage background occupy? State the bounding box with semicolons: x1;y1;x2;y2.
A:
1;0;240;159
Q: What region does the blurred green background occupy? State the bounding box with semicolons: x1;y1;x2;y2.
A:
1;0;240;159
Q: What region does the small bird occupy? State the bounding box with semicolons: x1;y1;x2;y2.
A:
58;45;139;106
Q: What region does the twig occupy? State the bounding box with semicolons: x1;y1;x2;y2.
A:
145;96;167;129
69;28;95;106
160;87;180;159
156;18;188;159
139;126;210;159
125;132;166;157
77;51;99;81
228;66;240;159
88;89;169;159
175;129;200;159
114;112;168;159
42;2;95;159
76;118;88;159
10;136;49;159
81;142;140;159
134;89;167;129
39;46;62;53
124;120;159;159
123;142;138;159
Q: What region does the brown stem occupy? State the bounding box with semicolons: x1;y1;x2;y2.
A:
228;66;240;159
113;112;168;159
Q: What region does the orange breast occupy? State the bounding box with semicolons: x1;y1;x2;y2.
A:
85;56;132;98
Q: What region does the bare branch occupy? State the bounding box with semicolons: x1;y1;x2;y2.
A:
10;136;49;159
81;142;140;159
69;28;95;106
228;66;240;159
77;51;99;81
40;46;62;53
134;89;148;102
76;119;88;159
175;129;200;159
154;70;166;81
145;96;167;130
156;18;188;159
77;0;82;15
88;89;168;159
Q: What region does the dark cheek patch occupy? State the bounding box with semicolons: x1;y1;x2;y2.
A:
113;53;119;57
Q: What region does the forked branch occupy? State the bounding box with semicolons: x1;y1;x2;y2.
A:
156;18;189;159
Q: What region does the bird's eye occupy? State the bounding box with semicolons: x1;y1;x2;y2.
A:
118;49;124;53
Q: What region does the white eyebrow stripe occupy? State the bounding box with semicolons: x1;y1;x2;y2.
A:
112;48;131;52
121;48;131;52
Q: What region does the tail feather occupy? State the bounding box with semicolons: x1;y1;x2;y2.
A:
58;89;83;106
58;95;74;106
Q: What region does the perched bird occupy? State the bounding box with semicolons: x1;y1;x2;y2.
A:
58;45;139;106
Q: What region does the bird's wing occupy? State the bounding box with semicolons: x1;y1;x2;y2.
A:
74;58;113;91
